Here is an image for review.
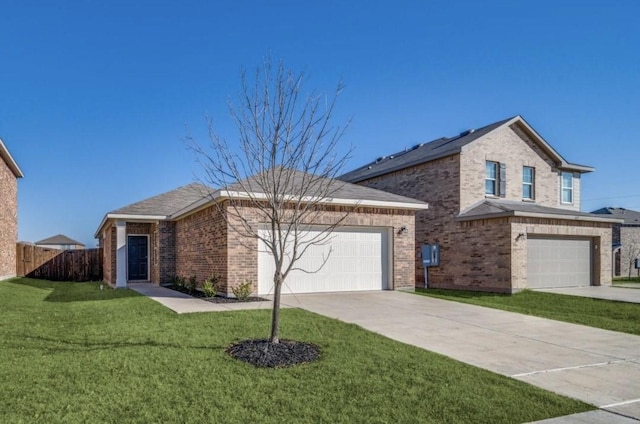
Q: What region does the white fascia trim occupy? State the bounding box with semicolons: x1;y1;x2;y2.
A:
0;138;24;178
216;190;429;210
169;189;428;220
94;213;167;238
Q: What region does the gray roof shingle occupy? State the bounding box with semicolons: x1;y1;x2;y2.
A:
225;168;427;206
592;207;640;225
35;234;84;246
109;183;213;216
458;200;621;222
340;117;514;183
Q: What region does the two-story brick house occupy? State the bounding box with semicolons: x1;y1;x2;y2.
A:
0;139;24;280
592;207;640;278
341;115;620;292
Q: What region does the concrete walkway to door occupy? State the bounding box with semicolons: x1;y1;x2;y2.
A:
282;291;640;422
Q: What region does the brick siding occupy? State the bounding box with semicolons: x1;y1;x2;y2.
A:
0;158;18;279
619;226;640;278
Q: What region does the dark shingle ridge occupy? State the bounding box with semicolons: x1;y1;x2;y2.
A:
592;207;640;225
340;116;515;183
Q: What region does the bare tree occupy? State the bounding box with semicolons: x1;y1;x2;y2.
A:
626;242;640;279
187;59;351;344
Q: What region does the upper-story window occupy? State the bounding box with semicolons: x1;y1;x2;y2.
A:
522;166;535;200
485;161;498;195
561;172;573;204
485;161;506;197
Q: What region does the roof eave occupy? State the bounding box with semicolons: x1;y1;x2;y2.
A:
0;138;24;178
343;147;462;183
94;213;168;238
456;210;624;223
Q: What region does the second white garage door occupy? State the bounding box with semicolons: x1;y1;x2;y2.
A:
258;227;390;295
527;237;592;289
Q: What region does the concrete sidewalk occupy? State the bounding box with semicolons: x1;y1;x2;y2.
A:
536;285;640;304
282;291;640;422
128;283;276;313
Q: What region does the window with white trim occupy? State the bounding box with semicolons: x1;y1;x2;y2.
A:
561;172;573;204
485;161;506;197
522;166;535;200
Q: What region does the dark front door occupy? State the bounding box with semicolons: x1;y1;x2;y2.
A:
128;236;148;281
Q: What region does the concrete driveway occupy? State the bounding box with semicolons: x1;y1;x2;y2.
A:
283;291;640;422
536;285;640;304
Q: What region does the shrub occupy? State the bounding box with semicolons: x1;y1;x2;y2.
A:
231;280;253;301
172;275;186;289
187;275;198;293
201;275;218;297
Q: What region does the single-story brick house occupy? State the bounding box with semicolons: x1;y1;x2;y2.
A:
0;139;24;280
592;207;640;277
95;170;428;295
340;115;621;293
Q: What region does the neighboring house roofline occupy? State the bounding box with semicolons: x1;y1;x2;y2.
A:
35;234;85;246
0;138;24;178
591;206;640;226
340;115;593;183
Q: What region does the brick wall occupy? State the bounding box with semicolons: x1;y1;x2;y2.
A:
460;124;580;211
101;224;116;285
0;157;18;279
172;200;416;295
619;226;640;278
175;204;228;291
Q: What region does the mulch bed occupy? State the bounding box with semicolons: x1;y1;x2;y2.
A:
226;339;321;368
163;284;268;303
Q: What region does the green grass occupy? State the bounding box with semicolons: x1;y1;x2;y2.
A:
614;276;640;286
0;278;593;423
416;288;640;335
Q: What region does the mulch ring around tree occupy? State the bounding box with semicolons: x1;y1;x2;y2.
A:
163;285;268;303
226;339;321;368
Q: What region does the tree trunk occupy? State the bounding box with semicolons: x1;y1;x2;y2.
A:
269;273;283;344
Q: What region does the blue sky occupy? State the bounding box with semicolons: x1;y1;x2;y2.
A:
2;0;639;247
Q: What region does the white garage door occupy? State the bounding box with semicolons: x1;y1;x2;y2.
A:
258;227;390;295
527;237;592;289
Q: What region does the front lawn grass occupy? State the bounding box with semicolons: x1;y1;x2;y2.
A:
416;288;640;336
0;278;593;423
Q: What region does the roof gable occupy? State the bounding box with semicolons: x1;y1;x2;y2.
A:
0;138;24;178
340;115;593;183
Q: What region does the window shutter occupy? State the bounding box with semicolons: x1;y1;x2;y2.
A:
499;163;507;197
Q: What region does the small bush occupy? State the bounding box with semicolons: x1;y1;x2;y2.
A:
172;275;186;289
187;275;198;293
201;276;218;297
231;280;253;301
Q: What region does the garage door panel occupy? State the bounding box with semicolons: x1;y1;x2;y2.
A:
527;238;591;289
258;227;388;295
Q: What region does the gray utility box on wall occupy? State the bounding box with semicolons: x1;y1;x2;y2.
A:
421;244;440;267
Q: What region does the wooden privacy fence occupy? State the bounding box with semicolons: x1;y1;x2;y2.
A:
16;243;103;282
